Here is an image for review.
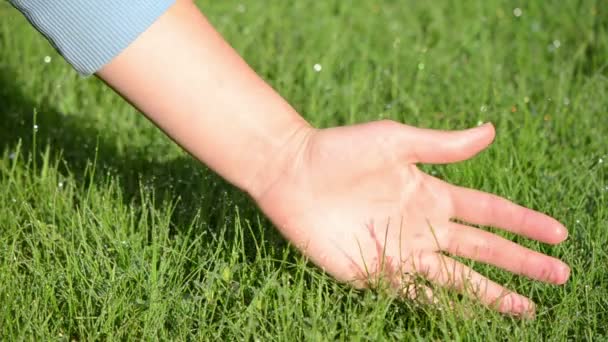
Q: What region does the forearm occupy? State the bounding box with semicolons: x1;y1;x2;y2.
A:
97;0;312;197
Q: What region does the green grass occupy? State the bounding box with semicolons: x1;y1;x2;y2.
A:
1;0;607;340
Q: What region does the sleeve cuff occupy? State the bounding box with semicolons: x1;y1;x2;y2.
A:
10;0;176;76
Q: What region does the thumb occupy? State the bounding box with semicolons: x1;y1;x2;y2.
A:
399;122;496;164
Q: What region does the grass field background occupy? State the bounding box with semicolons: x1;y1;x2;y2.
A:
1;0;607;340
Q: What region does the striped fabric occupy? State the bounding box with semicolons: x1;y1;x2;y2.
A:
9;0;176;75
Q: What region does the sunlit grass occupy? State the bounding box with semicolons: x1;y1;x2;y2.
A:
0;0;607;339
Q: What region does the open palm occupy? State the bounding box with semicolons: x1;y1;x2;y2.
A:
254;120;569;317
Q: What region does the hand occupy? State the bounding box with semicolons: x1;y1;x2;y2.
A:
91;0;568;316
253;120;570;317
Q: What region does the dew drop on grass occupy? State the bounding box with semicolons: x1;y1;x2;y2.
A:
43;56;51;63
553;40;561;49
9;152;16;160
313;63;322;72
513;8;522;17
33;124;39;132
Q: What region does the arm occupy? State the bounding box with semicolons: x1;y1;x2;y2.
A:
97;0;311;198
12;0;570;317
99;0;570;317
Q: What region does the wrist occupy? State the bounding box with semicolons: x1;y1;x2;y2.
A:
241;116;315;201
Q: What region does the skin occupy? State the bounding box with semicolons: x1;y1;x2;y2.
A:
97;0;570;317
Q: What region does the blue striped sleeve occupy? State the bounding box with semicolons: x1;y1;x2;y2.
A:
9;0;176;76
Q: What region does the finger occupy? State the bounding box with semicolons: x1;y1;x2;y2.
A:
397;122;496;164
411;252;536;317
443;222;570;284
448;184;568;244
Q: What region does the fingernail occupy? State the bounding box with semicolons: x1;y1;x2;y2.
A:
471;123;495;138
555;262;571;284
522;301;536;319
511;294;535;318
556;224;569;242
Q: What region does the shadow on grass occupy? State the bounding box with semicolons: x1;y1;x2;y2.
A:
0;65;287;258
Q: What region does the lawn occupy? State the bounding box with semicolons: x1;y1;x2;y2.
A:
0;0;607;340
